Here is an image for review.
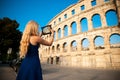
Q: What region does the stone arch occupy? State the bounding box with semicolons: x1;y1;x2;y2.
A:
94;36;105;49
71;21;77;35
63;25;68;37
52;46;55;53
57;28;61;39
81;38;89;51
80;18;88;32
92;13;102;28
105;9;119;26
71;40;77;51
63;42;67;52
110;33;120;48
56;44;60;52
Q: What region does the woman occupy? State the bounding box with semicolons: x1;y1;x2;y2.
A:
16;20;54;80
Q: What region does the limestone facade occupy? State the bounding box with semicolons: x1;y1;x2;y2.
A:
39;0;120;69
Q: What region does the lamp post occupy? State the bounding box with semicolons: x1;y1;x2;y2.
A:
7;48;12;61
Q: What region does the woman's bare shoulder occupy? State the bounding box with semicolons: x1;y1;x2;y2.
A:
30;36;41;45
30;35;51;46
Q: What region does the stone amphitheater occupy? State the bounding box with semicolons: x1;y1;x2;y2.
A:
39;0;120;69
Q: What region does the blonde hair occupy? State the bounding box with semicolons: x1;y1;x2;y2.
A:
19;20;39;58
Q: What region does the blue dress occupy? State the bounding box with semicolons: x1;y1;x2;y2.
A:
16;43;43;80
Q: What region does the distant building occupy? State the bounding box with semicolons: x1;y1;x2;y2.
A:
39;0;120;69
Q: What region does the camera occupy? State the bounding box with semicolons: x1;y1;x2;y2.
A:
41;25;52;35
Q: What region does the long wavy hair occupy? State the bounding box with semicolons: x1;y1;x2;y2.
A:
19;20;39;58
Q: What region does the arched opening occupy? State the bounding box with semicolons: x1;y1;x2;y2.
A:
105;10;118;26
82;38;89;50
57;28;61;39
57;44;60;53
94;36;104;49
71;21;77;34
47;58;49;64
92;14;102;28
71;40;77;51
63;42;67;52
51;57;53;64
80;18;88;32
64;25;68;37
56;56;60;64
110;33;120;48
52;46;55;53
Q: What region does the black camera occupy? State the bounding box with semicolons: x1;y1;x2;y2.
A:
41;25;52;35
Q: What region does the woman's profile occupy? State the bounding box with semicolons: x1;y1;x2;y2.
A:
16;20;54;80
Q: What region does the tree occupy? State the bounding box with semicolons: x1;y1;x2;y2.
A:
0;17;22;61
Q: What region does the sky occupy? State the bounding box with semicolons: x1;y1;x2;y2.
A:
0;0;78;32
0;0;120;46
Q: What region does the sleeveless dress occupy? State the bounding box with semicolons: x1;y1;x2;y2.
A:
16;43;43;80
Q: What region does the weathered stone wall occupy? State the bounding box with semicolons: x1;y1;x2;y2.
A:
39;0;120;69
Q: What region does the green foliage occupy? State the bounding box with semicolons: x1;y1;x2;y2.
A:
0;17;22;61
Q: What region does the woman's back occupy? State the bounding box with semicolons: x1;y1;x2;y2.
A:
16;43;43;80
26;43;39;57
